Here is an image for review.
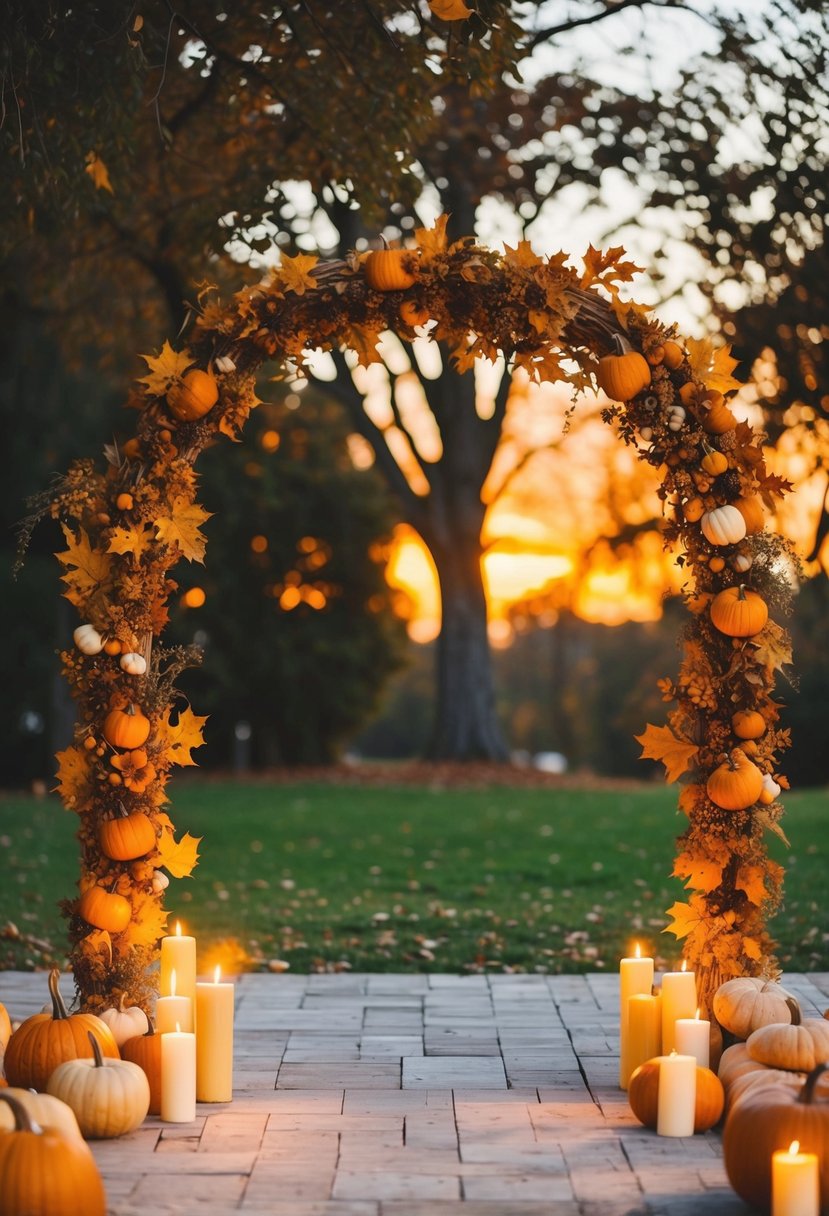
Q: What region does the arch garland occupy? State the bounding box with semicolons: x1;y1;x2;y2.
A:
21;215;796;1014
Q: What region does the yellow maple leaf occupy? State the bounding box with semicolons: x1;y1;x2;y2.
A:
742;936;763;961
672;850;724;894
138;341;194;396
155;705;208;767
414;213;450;260
580;244;642;291
157;828;202;879
504;239;541;269
107;523;154;561
56;525;112;609
154;496;212;563
635;723;699;783
736;863;769;907
115;891;169;954
275;252;319;295
678;784;703;816
82;929;112;965
53;745;91;808
664;896;707;939
749;620;793;676
685;337;743;394
84;150;114;194
429;0;472;19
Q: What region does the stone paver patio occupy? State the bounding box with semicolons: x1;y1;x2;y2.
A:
2;969;828;1215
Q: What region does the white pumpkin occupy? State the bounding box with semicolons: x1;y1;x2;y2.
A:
759;773;781;805
73;624;104;655
667;405;686;432
98;994;149;1047
639;426;653;441
731;552;753;572
151;870;169;894
119;652;147;676
214;354;236;374
701;504;747;546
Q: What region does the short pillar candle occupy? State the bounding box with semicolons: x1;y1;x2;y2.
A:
160;1024;196;1123
619;944;654;1088
661;964;697;1055
627;993;661;1082
160;920;197;1027
156;968;193;1036
675;1009;710;1069
196;966;235;1103
656;1050;696;1137
772;1141;820;1216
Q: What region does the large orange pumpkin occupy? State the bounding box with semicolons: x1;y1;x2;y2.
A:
723;1063;829;1210
706;748;764;811
628;1057;724;1132
595;350;651;401
78;886;132;934
102;703;150;750
3;970;119;1092
364;248;417;291
734;495;765;535
167;368;218;422
0;1092;107;1216
99;806;156;862
731;709;766;741
710;584;768;637
713;976;793;1039
0;1001;11;1051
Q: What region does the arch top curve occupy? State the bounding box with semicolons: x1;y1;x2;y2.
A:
28;215;796;1014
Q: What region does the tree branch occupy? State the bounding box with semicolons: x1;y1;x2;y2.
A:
529;0;703;48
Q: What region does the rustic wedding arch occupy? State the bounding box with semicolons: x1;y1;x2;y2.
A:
22;216;796;1014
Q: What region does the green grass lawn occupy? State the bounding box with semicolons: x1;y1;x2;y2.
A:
0;778;825;974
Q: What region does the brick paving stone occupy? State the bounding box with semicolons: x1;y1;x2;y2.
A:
333;1171;461;1202
403;1055;506;1089
461;1172;574;1201
278;1062;402;1089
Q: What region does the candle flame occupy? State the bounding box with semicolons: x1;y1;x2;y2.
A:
214;964;221;984
175;920;182;937
175;1021;181;1034
171;968;177;997
695;1007;701;1021
680;959;687;972
634;942;641;959
789;1141;800;1155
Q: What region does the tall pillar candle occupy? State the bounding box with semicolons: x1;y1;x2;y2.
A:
619;945;654;1088
627;993;661;1082
772;1141;820;1216
196;966;235;1103
156;968;193;1035
160;921;197;1027
656;1050;697;1137
675;1010;710;1069
160;1024;196;1123
661;964;697;1055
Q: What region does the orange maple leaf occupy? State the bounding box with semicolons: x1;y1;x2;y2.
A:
635;723;699;783
664;895;708;939
137;340;194;396
115;890;169;954
672;850;725;894
275;252;319;295
155;705;208;768
429;0;472;19
685;337;743;394
503;239;541;269
414;213;450;260
157;828;202;879
749;620;793;676
342;324;383;368
107;523;154;561
54;745;91;809
736;863;770;907
85;151;114;194
154;496;212;563
56;525;112;609
580;244;642;291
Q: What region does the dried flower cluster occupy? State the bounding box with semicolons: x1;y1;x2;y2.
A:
19;216;793;1010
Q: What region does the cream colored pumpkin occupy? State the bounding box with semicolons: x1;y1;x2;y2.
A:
98;994;149;1048
73;625;104;656
701;504;747;546
747;1000;829;1072
119;652;147;676
713;977;795;1039
47;1031;149;1138
0;1086;84;1140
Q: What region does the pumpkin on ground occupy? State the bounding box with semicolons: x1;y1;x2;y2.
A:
3;970;119;1092
718;1042;770;1089
628;1057;724;1132
706;749;764;811
98;995;149;1049
0;1001;11;1051
120;1021;162;1115
47;1031;149;1139
0;1091;107;1216
747;999;829;1071
710;584;768;637
713;977;794;1039
723;1063;829;1211
0;1087;83;1141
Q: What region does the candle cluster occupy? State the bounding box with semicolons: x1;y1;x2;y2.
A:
157;921;235;1122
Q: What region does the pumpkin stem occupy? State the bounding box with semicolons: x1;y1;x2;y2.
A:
88;1028;105;1069
48;967;70;1021
736;584;748;602
145;1016;156;1037
798;1062;828;1105
610;332;634;356
785;995;801;1026
0;1091;44;1135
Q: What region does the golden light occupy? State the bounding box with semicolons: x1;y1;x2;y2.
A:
214;965;222;985
302;587;327;609
182;587;206;609
250;535;268;553
634;943;641;960
260;429;280;453
279;586;301;610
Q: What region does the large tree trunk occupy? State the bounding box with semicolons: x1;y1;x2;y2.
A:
428;530;509;761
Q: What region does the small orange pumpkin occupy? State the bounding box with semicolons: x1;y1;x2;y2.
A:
595;349;651;401
167;368;219;422
703;399;738;434
629;1057;724;1132
706;748;764;811
365;248;417;291
3;970;119;1092
734;495;765;535
102;703;150;750
710;584;768;637
78;886;132;935
661;340;685;370
731;709;766;740
700;443;728;476
121;1021;162;1115
99;806;156;861
683;497;705;523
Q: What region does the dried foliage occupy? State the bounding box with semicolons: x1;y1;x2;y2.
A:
19;218;794;1008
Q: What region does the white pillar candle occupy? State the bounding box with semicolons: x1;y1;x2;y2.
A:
656;1050;697;1137
196;966;235;1103
160;1024;196;1123
675;1009;710;1069
661;964;697;1055
619;944;654;1088
160;921;197;1024
772;1141;820;1216
627;994;662;1083
156;968;193;1035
